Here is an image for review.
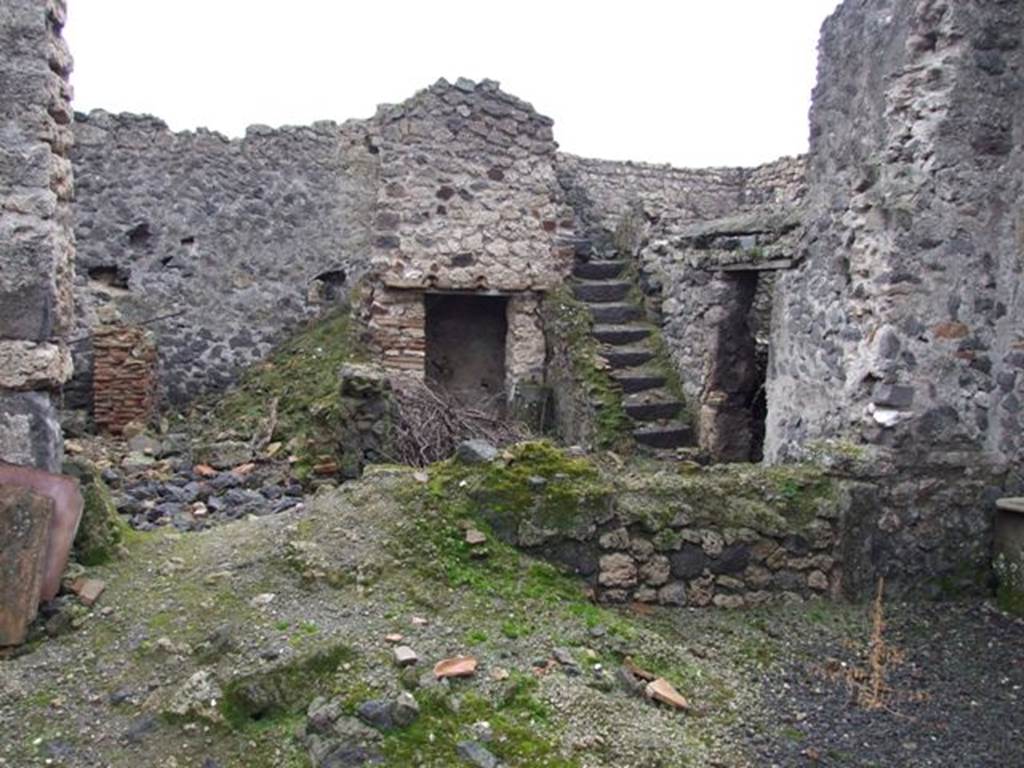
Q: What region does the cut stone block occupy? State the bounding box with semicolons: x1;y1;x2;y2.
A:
0;485;54;645
0;462;84;601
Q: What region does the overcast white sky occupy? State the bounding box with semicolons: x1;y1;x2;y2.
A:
64;1;841;168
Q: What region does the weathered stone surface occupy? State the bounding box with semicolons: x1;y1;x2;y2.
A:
69;110;377;407
638;555;670;586
598;553;638;588
670;545;708;579
0;462;84;601
0;391;63;472
455;439;498;465
0;485;53;645
0;340;72;390
0;0;75;469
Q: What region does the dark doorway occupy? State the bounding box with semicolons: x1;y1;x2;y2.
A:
700;271;768;462
425;293;509;414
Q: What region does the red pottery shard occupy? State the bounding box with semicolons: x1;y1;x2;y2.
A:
624;657;656;682
645;677;690;711
0;462;84;601
433;656;478;679
70;577;106;607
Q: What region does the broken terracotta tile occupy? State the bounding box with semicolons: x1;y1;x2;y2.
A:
624;657;656;682
70;577;106;607
0;487;53;645
645;677;690;711
433;656;478;679
0;463;84;602
194;464;218;478
465;529;487;546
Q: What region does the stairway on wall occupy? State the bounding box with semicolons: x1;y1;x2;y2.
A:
572;257;695;452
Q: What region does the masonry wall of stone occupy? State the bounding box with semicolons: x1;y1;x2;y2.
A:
70;110;378;406
556;153;806;246
363;78;574;393
0;0;74;472
764;0;1024;591
485;465;843;607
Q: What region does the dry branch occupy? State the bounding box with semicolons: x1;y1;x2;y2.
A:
385;378;531;466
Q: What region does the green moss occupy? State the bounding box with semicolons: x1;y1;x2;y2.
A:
992;552;1023;613
543;290;632;450
190;308;365;477
619;463;835;533
437;442;613;534
379;679;577;767
219;642;356;727
67;459;127;566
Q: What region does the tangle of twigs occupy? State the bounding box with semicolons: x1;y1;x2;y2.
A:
384;377;531;467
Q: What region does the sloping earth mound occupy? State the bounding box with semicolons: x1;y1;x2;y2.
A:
1;453;1022;768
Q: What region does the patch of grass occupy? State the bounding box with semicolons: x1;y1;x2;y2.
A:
380;679;577;767
190;307;366;478
464;628;489;645
501;616;533;639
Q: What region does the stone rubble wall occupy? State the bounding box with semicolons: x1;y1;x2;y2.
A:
498;466;844;607
555;152;806;248
367;78;574;293
362;78;573;391
0;0;75;472
70;110;379;407
765;0;1024;591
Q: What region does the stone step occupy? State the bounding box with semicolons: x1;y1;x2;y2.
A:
611;369;667;394
572;281;631;303
633;422;694;449
589;303;642;325
624;399;684;422
573;260;628;280
592;324;652;346
600;346;654;369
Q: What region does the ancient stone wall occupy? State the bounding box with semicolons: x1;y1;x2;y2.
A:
363;78;574;394
556;153;806;247
70;110;378;406
491;463;843;607
0;0;75;471
765;0;1024;592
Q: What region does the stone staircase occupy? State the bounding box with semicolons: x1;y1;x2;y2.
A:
572;258;694;452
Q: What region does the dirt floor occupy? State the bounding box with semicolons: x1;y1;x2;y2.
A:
1;462;1021;768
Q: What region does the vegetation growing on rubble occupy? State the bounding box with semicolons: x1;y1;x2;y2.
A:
542;290;632;450
189;308;366;476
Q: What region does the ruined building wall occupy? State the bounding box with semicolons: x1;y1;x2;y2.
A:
364;78;574;390
766;0;1024;593
0;0;74;471
70;112;378;406
556;153;806;245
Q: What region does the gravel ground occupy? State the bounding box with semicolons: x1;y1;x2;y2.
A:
737;599;1024;767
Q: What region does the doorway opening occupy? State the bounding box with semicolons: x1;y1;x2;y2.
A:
425;293;509;415
700;271;768;462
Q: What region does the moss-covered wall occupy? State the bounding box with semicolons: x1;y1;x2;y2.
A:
431;443;845;608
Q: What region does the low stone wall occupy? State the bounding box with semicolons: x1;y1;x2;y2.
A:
460;446;845;607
